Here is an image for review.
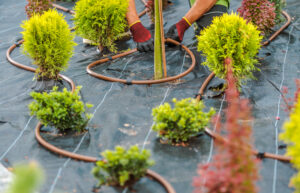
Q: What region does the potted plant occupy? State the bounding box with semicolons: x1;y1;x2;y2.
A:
21;9;76;92
197;13;262;86
280;93;300;192
73;0;129;53
238;0;276;34
92;145;155;188
29;86;93;133
152;98;215;145
25;0;53;18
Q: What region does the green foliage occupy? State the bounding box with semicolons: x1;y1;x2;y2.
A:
92;146;154;187
21;9;76;80
29;86;93;132
152;98;215;143
6;162;44;193
197;13;263;85
25;0;53;18
280;95;300;192
73;0;129;52
269;0;286;23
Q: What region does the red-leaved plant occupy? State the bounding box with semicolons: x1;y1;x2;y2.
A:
193;59;260;193
237;0;276;35
25;0;53;18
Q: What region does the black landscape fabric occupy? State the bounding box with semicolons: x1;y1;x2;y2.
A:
0;0;300;193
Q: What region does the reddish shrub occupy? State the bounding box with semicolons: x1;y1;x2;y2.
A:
25;0;53;18
193;62;260;193
238;0;276;34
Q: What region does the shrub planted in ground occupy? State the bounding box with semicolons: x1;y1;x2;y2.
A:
25;0;53;18
197;13;262;85
193;67;259;193
6;162;44;193
152;98;215;144
280;95;300;192
21;9;76;80
73;0;129;52
29;86;93;132
92;145;154;187
269;0;286;23
238;0;276;34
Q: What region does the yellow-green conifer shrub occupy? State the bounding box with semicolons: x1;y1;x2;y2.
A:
197;13;263;85
280;95;300;192
21;9;76;80
73;0;129;52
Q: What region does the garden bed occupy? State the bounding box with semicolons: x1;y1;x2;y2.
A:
0;0;300;192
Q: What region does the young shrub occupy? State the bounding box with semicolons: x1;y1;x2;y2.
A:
193;66;260;193
280;94;300;192
269;0;286;23
73;0;129;52
197;13;263;85
237;0;276;34
21;9;76;80
29;86;93;132
92;145;154;187
25;0;53;18
152;98;215;144
6;162;44;193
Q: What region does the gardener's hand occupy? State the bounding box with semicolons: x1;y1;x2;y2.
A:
166;17;191;43
130;21;154;52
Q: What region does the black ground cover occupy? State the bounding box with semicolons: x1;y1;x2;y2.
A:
0;0;300;192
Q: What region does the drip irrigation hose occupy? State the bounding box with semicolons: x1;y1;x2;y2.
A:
196;72;215;101
204;128;291;163
35;122;176;193
6;40;76;93
262;11;292;46
87;38;196;85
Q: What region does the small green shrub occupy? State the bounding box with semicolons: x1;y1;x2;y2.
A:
29;86;93;132
21;9;76;80
197;13;263;85
25;0;53;18
73;0;129;52
269;0;286;23
6;162;44;193
92;146;154;187
280;95;300;192
152;98;215;143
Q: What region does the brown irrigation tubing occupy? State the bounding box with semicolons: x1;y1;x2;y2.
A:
87;38;196;85
35;122;176;193
262;11;292;46
204;128;291;163
6;40;76;93
196;72;215;101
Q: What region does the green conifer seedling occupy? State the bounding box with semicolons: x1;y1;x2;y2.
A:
21;9;76;80
280;95;300;192
73;0;129;52
197;13;262;85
